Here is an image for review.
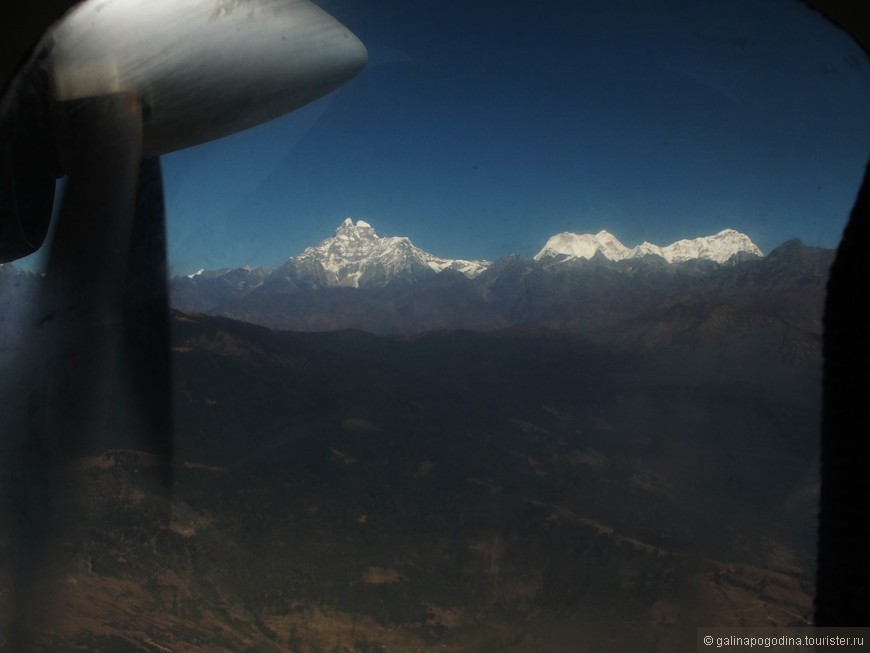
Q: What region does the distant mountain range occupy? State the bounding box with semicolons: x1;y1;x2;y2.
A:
535;228;763;263
183;219;764;290
170;219;830;336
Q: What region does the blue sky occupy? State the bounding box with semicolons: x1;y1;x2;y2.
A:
147;1;868;274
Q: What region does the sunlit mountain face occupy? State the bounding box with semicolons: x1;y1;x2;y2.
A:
534;228;764;264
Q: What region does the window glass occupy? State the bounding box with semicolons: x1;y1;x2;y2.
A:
2;1;868;651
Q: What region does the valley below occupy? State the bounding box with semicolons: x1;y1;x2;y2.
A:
0;237;829;652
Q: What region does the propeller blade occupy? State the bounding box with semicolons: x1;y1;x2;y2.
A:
1;1;369;645
121;156;174;488
6;92;144;650
39;93;143;458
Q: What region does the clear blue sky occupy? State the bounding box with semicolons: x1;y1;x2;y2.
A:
144;1;870;274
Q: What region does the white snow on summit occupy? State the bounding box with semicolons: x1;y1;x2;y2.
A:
534;230;633;261
631;242;666;259
659;229;763;263
282;219;490;288
535;228;763;264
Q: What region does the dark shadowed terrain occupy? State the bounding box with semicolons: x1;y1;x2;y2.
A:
0;242;830;651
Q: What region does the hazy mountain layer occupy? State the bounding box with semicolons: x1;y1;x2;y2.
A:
171;238;831;337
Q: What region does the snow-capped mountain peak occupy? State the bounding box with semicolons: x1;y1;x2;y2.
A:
632;242;665;259
534;230;633;262
277;219;490;288
349;218;371;229
660;229;763;263
535;228;763;264
336;217;376;234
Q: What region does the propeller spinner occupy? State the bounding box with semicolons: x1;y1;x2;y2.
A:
50;0;368;155
1;0;367;262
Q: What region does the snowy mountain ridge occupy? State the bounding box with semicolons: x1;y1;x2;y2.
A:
172;220;766;295
534;229;763;264
275;218;490;289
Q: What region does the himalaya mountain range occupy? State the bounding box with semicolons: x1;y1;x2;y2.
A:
181;218;764;289
169;218;831;336
0;219;832;650
534;226;762;264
